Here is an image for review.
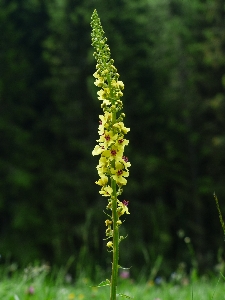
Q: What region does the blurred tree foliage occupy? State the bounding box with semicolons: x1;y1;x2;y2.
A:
0;0;224;278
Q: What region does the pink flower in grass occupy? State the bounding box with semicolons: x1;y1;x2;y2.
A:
120;270;130;279
27;286;35;295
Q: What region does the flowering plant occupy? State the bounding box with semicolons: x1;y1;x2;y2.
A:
91;9;131;300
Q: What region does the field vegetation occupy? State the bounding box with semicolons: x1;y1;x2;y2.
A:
1;263;225;300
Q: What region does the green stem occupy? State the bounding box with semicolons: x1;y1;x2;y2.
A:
110;109;119;300
110;178;119;300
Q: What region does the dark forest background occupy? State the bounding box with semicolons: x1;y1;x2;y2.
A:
0;0;225;279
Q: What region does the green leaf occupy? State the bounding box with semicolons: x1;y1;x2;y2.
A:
92;279;111;288
118;265;131;270
117;293;133;299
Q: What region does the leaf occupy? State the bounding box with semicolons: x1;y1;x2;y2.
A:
117;293;133;299
118;265;132;270
92;279;111;288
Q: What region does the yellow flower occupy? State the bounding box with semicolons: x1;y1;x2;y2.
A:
112;173;127;185
97;156;108;168
117;81;124;89
117;200;130;215
68;293;75;300
105;219;112;226
96;157;109;176
106;227;113;236
95;175;108;186
99;185;113;197
115;138;129;149
113;122;130;134
94;72;104;87
98;112;112;135
111;161;129;185
97;87;111;101
92;145;105;156
93;71;100;78
96;163;108;176
111;80;124;90
101;146;124;165
121;156;131;170
98;130;118;148
106;241;113;248
97;89;106;100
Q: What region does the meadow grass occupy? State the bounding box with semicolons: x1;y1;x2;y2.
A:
0;263;224;300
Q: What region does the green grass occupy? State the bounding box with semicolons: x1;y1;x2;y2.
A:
0;264;225;300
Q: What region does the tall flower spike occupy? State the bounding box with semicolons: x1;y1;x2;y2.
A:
91;9;131;300
91;9;130;198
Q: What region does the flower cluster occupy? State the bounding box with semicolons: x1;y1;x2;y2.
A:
91;10;131;246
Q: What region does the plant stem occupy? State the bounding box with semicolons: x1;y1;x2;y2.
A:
110;82;119;300
110;178;119;300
